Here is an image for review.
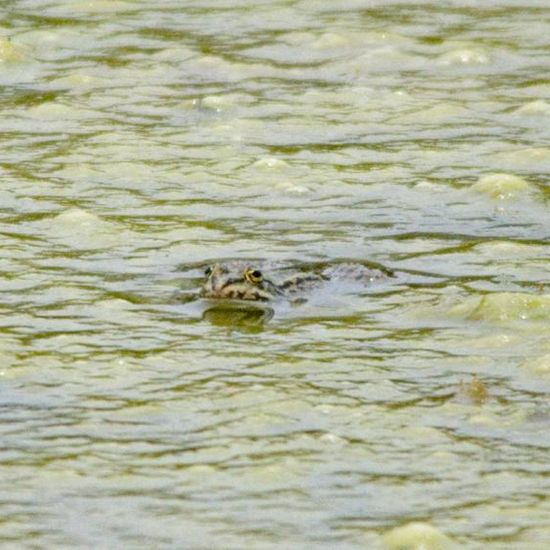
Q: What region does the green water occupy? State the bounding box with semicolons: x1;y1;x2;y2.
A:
1;1;549;548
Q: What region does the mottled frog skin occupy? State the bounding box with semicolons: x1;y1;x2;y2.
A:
202;261;389;302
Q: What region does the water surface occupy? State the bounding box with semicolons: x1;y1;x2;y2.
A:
1;1;549;548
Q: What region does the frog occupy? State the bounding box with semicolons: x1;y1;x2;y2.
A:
201;260;390;303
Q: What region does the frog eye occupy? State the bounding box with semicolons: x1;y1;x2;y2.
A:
245;268;263;284
204;266;212;276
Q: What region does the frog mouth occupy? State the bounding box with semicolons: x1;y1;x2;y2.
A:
203;282;274;301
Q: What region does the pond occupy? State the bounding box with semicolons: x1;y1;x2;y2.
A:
1;1;549;548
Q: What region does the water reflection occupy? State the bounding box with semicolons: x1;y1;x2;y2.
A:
202;302;274;330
